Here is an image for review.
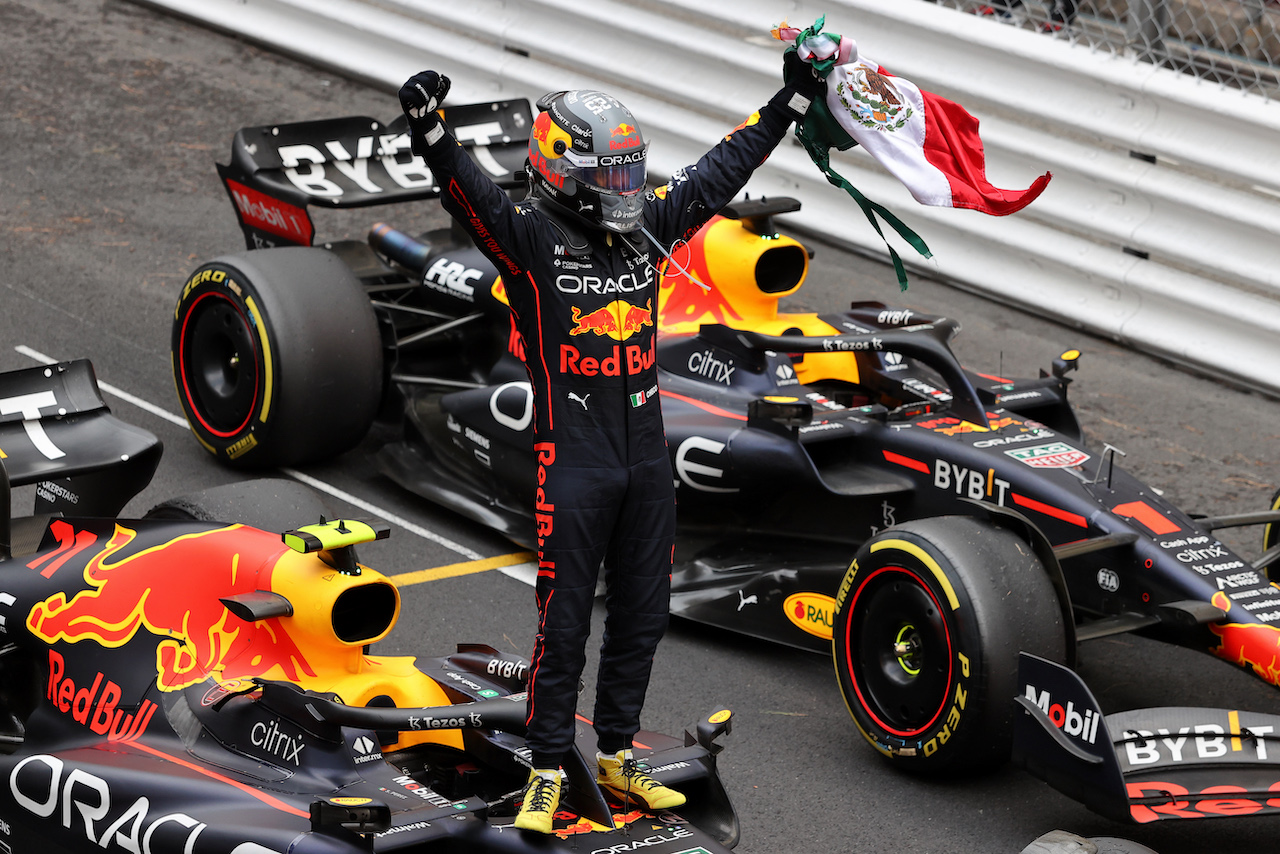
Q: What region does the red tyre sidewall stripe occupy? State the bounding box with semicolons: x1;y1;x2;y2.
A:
178;290;259;439
843;563;954;739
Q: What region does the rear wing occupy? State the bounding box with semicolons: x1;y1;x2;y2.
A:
1013;652;1280;824
216;99;534;250
0;360;162;546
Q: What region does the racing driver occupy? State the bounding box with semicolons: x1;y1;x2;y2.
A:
398;59;825;833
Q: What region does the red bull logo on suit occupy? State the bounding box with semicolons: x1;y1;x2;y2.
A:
568;299;652;342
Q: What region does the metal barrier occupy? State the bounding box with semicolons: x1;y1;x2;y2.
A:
932;0;1280;99
133;0;1280;397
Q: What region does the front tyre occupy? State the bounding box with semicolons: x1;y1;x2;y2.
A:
833;516;1066;774
172;247;381;468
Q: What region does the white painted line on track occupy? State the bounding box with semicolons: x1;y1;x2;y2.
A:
14;344;500;564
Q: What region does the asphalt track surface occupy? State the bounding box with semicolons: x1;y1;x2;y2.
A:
3;2;1280;852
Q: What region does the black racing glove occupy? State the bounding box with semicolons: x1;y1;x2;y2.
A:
772;48;828;121
398;70;452;156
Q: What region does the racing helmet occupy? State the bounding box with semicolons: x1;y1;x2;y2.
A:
526;89;648;233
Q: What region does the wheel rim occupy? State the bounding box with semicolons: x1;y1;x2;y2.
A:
844;565;953;738
178;291;260;437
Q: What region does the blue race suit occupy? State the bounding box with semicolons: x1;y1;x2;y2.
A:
421;92;796;767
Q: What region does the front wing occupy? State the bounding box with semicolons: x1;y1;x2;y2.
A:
1013;652;1280;823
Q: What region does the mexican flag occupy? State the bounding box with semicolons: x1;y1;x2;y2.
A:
774;18;1051;284
833;59;1050;213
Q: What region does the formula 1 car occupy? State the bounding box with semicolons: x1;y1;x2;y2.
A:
170;99;1280;789
0;359;740;853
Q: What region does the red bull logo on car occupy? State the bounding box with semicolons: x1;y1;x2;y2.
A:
1209;591;1280;686
569;299;652;341
46;649;158;741
26;523;315;692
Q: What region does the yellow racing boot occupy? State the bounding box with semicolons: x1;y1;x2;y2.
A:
514;768;561;833
596;749;686;810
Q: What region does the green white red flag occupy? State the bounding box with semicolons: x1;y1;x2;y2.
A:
774;18;1050;215
772;18;1051;287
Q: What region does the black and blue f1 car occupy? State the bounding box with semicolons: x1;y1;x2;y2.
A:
167;96;1280;813
0;359;739;853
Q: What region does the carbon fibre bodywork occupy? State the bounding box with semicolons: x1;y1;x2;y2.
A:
0;363;739;853
174;102;1280;818
197;101;1279;701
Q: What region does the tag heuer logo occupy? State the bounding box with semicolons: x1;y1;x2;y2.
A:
1005;442;1090;469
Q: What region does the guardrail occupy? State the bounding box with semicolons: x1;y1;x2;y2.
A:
134;0;1280;397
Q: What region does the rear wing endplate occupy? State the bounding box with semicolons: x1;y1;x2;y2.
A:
216;99;534;250
0;360;161;522
1014;652;1280;824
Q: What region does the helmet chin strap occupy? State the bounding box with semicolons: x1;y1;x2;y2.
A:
624;225;712;293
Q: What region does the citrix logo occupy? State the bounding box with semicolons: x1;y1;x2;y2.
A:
252;719;305;764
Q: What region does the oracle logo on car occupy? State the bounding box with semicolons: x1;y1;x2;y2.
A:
10;755;213;851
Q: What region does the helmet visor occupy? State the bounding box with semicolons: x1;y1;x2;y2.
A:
563;145;648;195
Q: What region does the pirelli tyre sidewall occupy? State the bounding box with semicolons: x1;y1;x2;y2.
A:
833;516;1066;774
172;247;381;468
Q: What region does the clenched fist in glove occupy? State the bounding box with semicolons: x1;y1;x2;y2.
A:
398;70;451;155
775;49;828;120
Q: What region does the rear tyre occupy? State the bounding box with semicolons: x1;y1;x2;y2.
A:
832;516;1066;774
1262;486;1280;580
172;247;381;468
